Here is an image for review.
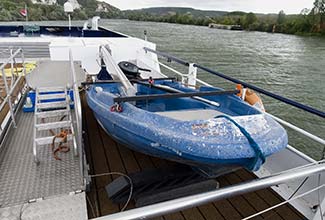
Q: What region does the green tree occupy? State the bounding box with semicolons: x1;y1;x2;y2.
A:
244;12;257;29
313;0;325;30
0;9;13;21
221;16;235;25
277;10;286;24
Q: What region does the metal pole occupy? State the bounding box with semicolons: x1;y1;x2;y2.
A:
144;47;189;67
143;47;325;118
93;163;325;220
10;49;14;88
144;30;147;41
100;46;136;96
113;90;238;103
1;68;16;128
25;4;28;23
69;50;84;185
187;63;197;88
0;49;21;70
21;50;26;76
193;63;325;118
266;112;325;146
158;61;186;77
68;14;71;31
157;60;212;87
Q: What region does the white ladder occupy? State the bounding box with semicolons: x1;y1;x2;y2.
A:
33;86;78;164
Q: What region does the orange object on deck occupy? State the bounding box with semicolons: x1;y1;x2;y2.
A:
236;84;243;97
236;84;265;112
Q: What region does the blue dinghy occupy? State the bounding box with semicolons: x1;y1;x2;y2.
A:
86;79;288;176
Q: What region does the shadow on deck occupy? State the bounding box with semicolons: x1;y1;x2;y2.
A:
81;93;305;220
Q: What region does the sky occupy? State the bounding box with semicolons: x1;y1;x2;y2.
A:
105;0;315;14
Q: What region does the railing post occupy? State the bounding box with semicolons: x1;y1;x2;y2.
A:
188;63;197;88
10;49;14;88
21;49;26;76
1;68;16;128
69;49;86;186
313;198;325;220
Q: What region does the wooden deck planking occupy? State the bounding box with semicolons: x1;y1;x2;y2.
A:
198;203;225;220
81;92;306;220
213;199;242;220
224;172;283;220
83;97;120;216
217;178;263;220
82;99;100;217
235;169;304;220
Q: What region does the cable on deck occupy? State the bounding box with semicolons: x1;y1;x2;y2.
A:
89;172;133;212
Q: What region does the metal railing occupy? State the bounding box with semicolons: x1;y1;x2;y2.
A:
69;50;85;183
141;47;325;219
0;48;26;129
143;47;325;147
92;47;325;220
93;163;325;220
144;47;325;119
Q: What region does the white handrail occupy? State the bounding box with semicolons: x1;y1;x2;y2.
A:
158;61;213;87
158;61;186;77
266;112;325;146
0;48;25;128
0;48;22;70
69;50;84;180
92;163;325;220
144;49;325;147
243;183;325;220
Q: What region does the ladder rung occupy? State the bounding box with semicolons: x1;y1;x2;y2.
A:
35;121;71;131
38;93;67;101
35;134;74;145
36;109;69;118
38;87;66;93
37;101;67;109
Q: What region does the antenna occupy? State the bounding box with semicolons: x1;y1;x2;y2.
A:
64;1;74;31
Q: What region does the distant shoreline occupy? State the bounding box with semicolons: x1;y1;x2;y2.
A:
0;17;324;37
0;1;324;36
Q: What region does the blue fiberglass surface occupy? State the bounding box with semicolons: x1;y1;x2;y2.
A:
86;81;288;171
135;80;261;116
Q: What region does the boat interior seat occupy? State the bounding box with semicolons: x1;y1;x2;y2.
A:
155;109;226;121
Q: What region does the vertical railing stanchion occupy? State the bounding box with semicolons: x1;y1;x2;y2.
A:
21;49;26;76
10;49;14;88
69;49;85;184
1;68;16;128
0;48;24;131
188;63;197;88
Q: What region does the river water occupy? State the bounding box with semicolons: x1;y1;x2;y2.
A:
6;19;325;159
